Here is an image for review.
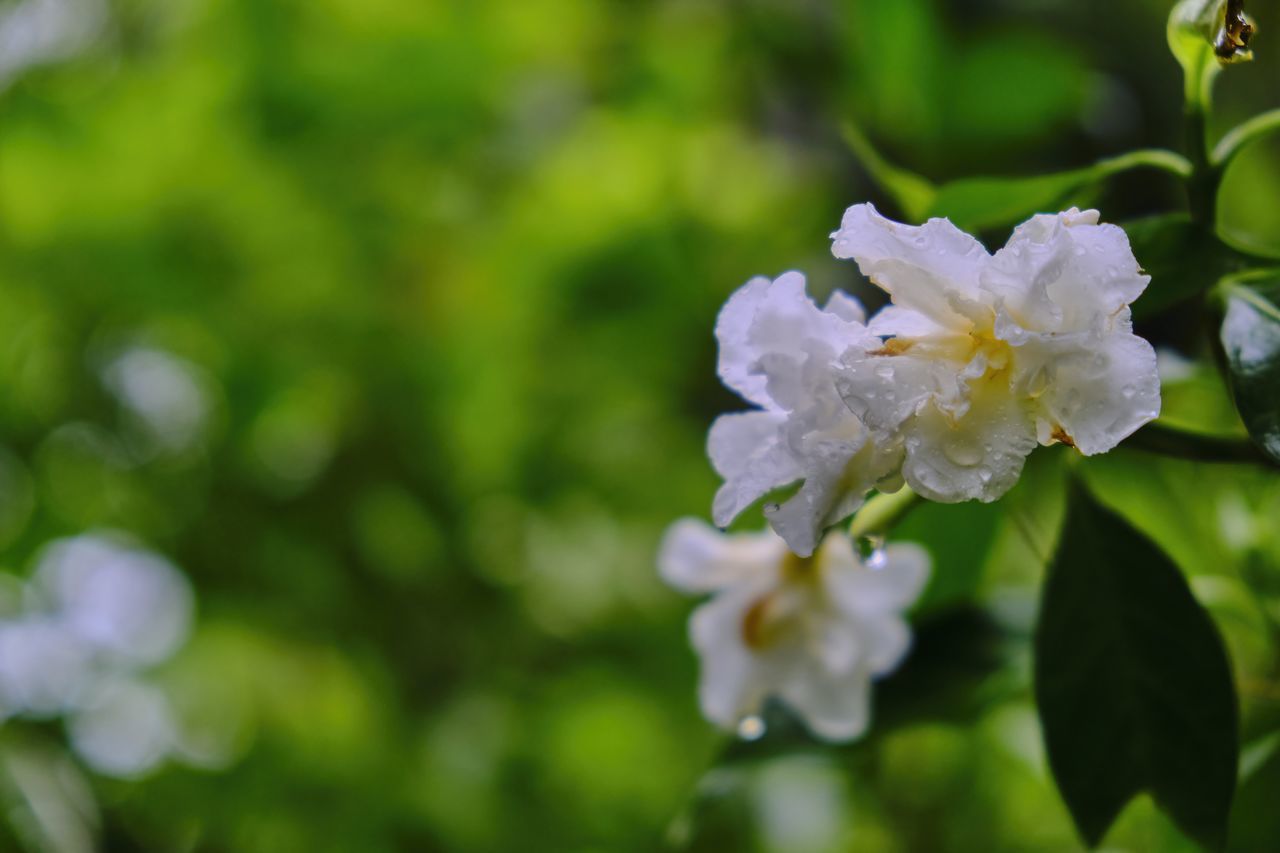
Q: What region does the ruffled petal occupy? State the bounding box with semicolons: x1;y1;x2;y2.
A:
901;379;1038;502
658;519;782;594
709;411;801;528
1032;330;1161;455
715;275;776;407
831;204;993;332
764;431;901;557
984;208;1149;334
867;304;950;339
824;289;867;324
716;273;873;409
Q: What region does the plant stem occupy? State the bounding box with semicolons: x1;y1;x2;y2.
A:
849;487;922;540
1185;104;1218;226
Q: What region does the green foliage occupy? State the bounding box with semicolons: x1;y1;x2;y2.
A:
1221;280;1280;463
1035;484;1238;849
0;0;1278;850
1121;215;1258;318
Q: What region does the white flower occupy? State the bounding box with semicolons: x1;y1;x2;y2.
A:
709;272;903;556
658;518;930;742
830;204;1160;503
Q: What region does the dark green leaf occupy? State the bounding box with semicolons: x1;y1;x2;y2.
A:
872;606;1014;731
1221;280;1280;463
1127;215;1255;318
1035;483;1238;850
1228;734;1280;851
895;498;1003;611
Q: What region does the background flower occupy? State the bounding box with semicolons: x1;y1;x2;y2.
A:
659;519;930;742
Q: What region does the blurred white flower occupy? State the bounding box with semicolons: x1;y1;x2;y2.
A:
710;272;903;556
0;532;196;779
659;519;929;742
101;346;212;456
67;678;179;778
0;0;106;90
33;534;193;666
831;204;1159;503
0;617;93;717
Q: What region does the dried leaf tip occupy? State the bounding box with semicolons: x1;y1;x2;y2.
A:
1214;0;1255;64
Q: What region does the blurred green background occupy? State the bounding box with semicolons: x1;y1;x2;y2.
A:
0;0;1279;850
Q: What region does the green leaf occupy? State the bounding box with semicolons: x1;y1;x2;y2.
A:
927;151;1190;233
841;123;1188;232
1126;215;1255;318
1035;483;1238;850
840;122;936;221
1229;734;1280;850
1221;280;1280;464
894;498;1003;612
1212;108;1280;170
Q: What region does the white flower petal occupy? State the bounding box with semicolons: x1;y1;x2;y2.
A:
837;349;949;435
901;381;1037;503
716;273;872;410
825;541;931;615
867;304;950;339
689;587;766;729
709;411;801;528
763;426;891;558
715;275;776;407
1033;330;1161;455
831;204;993;331
812;616;862;676
779;658;872;742
824;290;867;325
658;519;782;594
857;616;912;675
984;208;1149;334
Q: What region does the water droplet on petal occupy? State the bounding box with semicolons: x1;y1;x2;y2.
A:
943;436;985;467
764;502;780;514
857;533;888;570
737;715;766;740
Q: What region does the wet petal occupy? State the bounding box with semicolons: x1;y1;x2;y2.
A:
984;208;1149;334
867;304;950;339
901;380;1037;502
716;272;872;408
1033;330;1161;455
709;411;801;528
831;204;993;331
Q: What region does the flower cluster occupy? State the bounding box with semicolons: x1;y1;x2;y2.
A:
661;204;1158;742
716;204;1159;555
